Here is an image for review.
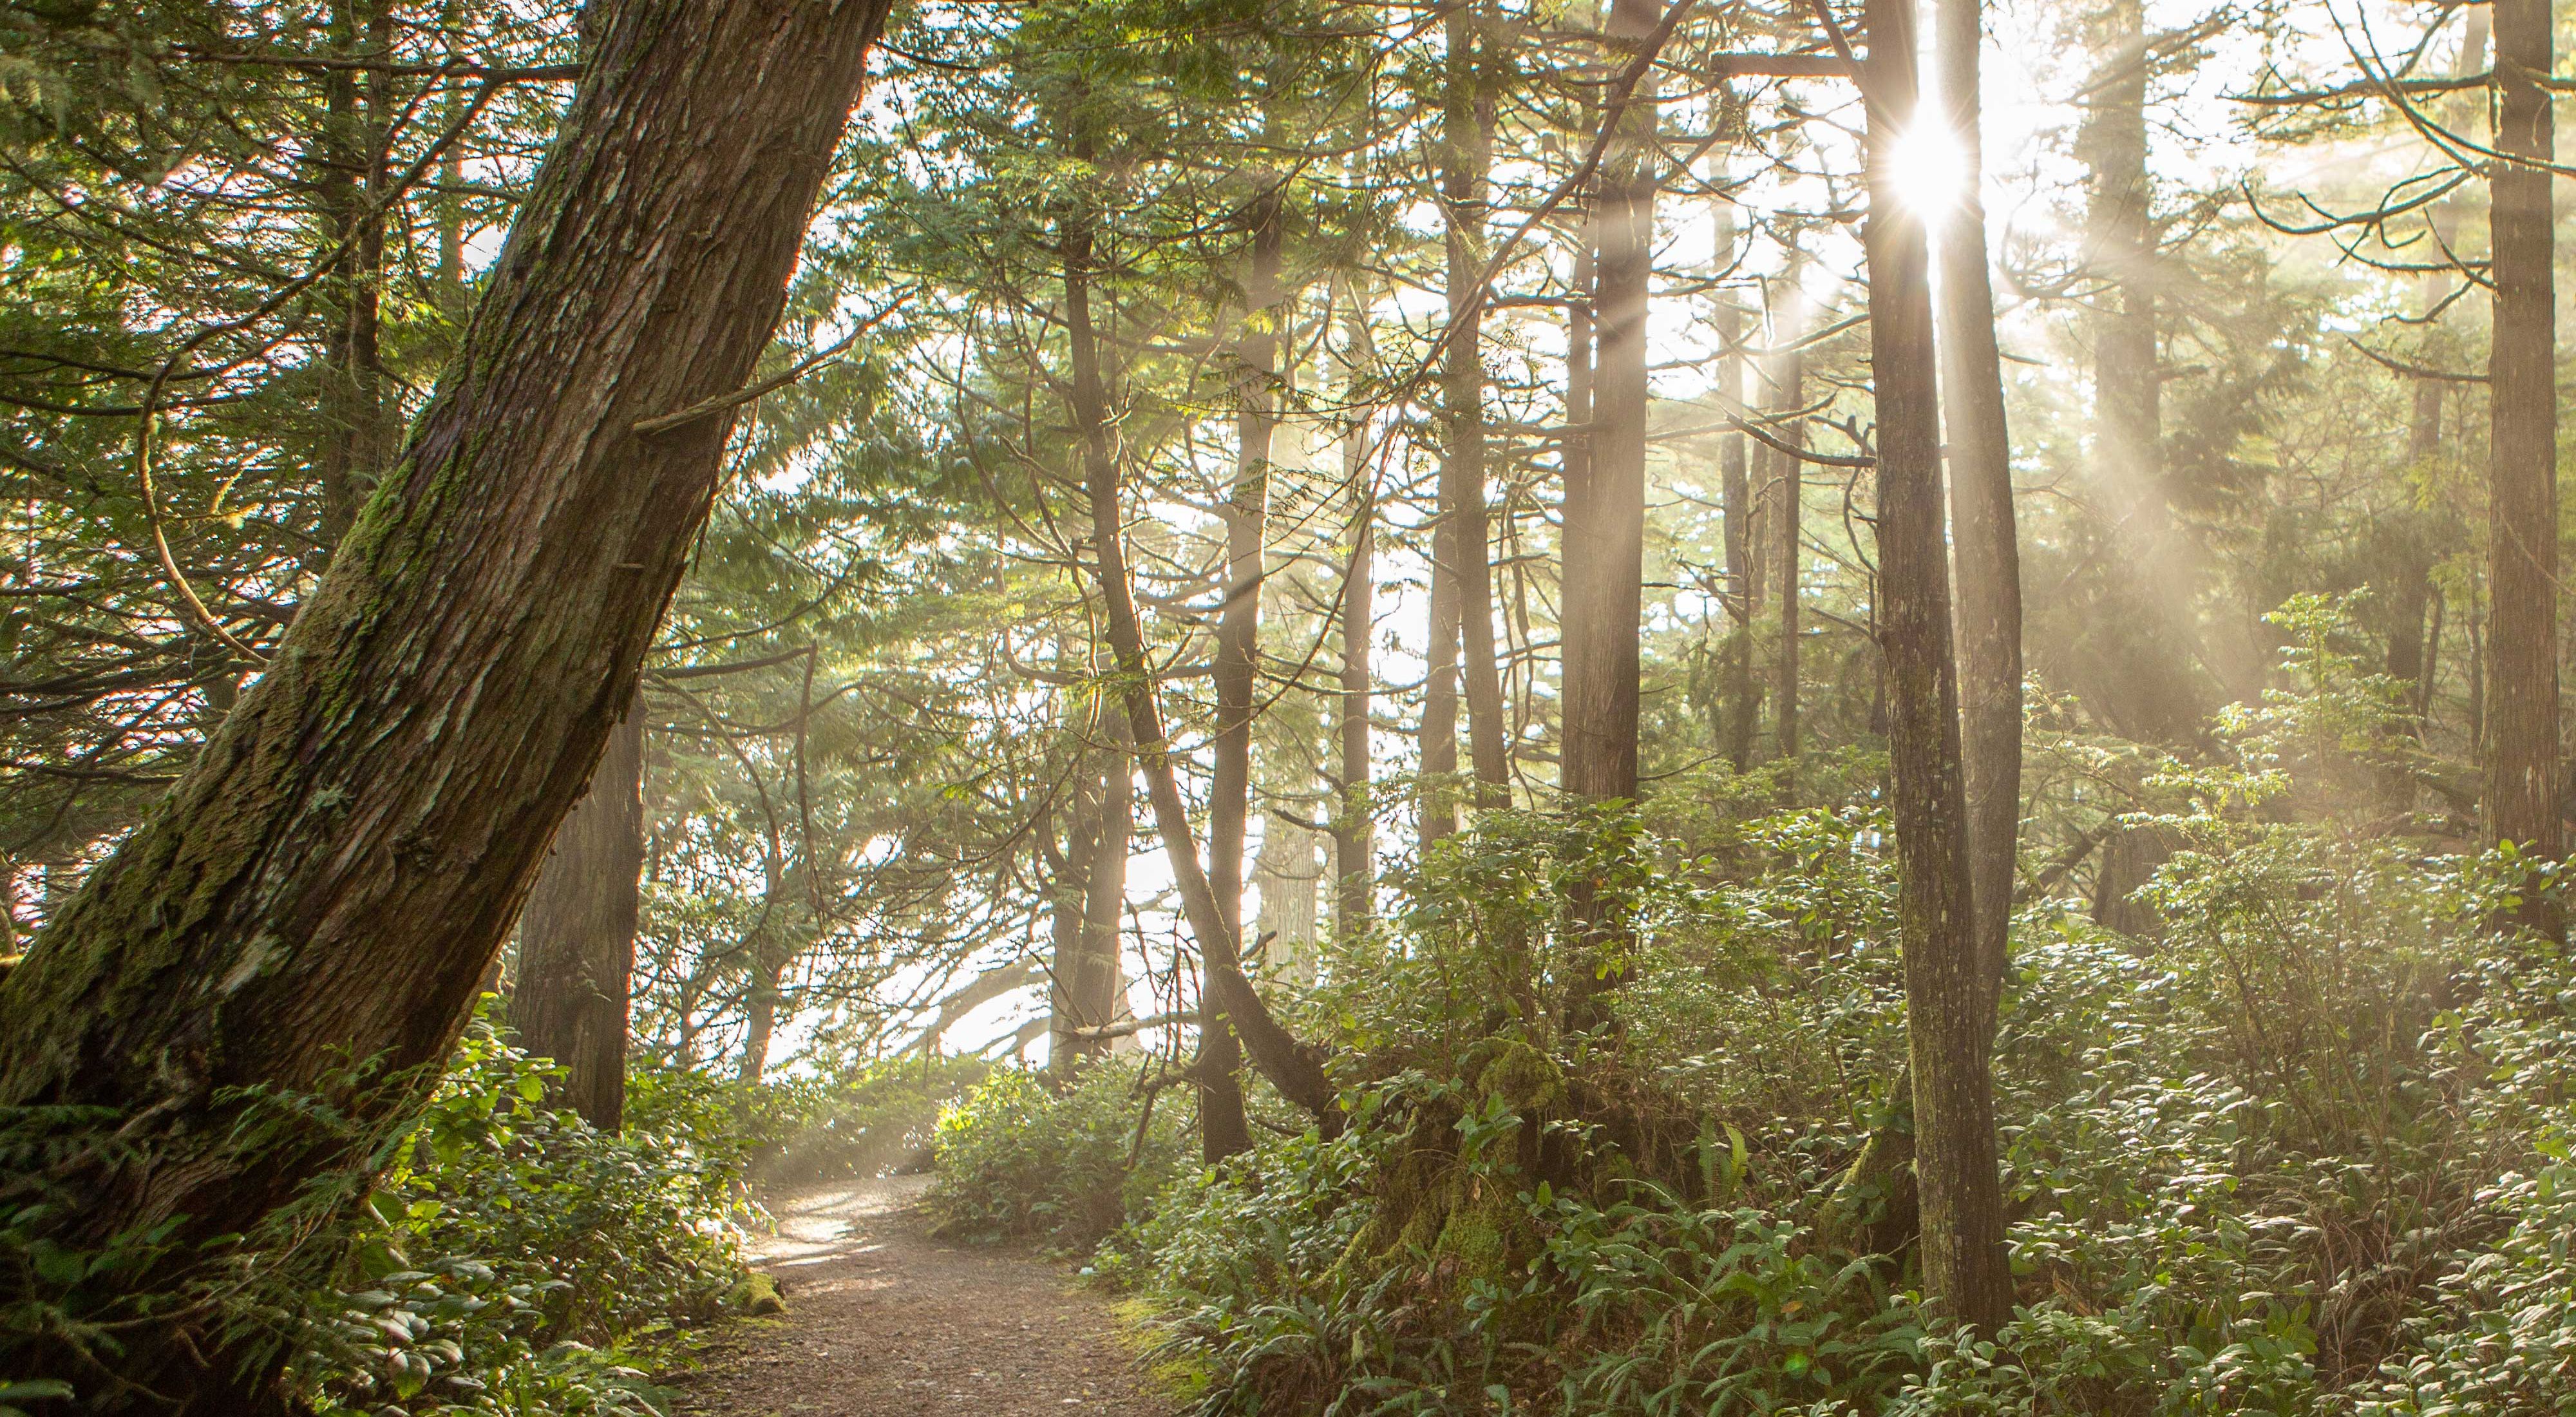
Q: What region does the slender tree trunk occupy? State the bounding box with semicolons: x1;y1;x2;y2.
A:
508;701;644;1130
1863;0;2012;1334
1335;308;1378;935
1718;223;1757;772
1771;340;1805;779
1933;0;2023;1000
316;0;397;547
1052;737;1130;1075
1061;184;1336;1149
2486;0;2561;932
1447;6;1510;809
1200;187;1286;1161
736;935;787;1088
0;0;890;1402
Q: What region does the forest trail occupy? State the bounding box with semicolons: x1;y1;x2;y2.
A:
672;1177;1178;1417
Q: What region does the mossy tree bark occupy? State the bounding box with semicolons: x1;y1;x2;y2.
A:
0;0;890;1402
1862;0;2014;1335
507;700;645;1131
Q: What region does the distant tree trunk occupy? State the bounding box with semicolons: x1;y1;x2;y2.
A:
1335;310;1378;935
1934;0;2023;1000
1718;230;1757;772
1560;0;1660;1030
735;933;788;1089
2079;0;2188;929
1770;339;1805;780
1255;812;1323;985
2485;0;2561;932
1864;0;2013;1335
2080;0;2199;754
508;702;644;1130
315;0;398;547
0;0;890;1402
1052;737;1130;1076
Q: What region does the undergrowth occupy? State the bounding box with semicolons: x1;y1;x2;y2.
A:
926;607;2576;1416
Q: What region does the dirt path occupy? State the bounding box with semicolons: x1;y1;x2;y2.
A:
671;1177;1177;1417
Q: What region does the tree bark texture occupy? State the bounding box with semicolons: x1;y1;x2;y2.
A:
1933;0;2024;1002
2485;0;2561;928
0;0;890;1402
1862;0;2014;1335
507;702;645;1131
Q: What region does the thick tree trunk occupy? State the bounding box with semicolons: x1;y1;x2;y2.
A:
0;0;889;1402
507;702;644;1130
1862;0;2013;1335
2486;0;2561;933
1561;0;1656;812
1933;0;2023;1000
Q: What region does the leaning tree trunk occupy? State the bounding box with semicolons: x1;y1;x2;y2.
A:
1063;183;1337;1147
2486;0;2561;936
0;0;889;1403
508;701;646;1131
1933;0;2023;1003
1862;0;2013;1335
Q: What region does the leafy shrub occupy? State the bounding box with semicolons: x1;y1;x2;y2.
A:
923;1061;1193;1252
298;1007;757;1415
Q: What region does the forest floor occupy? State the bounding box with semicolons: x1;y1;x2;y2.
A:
668;1175;1179;1417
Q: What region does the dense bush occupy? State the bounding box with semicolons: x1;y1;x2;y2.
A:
924;1060;1194;1252
298;1008;761;1415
